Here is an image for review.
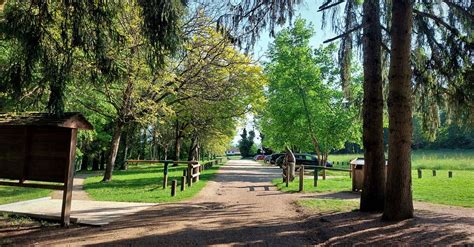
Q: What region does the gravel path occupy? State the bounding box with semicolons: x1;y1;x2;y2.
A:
51;174;92;201
2;159;473;246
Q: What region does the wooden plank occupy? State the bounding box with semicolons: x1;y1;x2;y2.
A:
0;181;64;190
0;126;26;180
61;129;77;227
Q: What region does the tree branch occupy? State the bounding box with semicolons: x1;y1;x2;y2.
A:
318;0;345;12
323;24;365;43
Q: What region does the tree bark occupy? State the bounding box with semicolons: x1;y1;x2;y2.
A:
81;154;89;171
102;121;124;181
383;0;414;221
99;151;106;170
360;0;386;212
122;129;130;170
188;136;198;161
92;155;99;171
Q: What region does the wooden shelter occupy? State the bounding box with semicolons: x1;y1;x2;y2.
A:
0;112;93;226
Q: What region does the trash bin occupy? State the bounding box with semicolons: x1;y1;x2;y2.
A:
350;158;365;191
350;158;388;192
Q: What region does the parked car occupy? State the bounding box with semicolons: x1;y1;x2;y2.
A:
264;155;272;163
270;153;285;165
253;154;265;161
275;153;332;167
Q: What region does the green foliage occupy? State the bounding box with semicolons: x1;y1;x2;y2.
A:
239;128;256;157
261;18;361;156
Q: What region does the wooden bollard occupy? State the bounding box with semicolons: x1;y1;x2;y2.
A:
314;167;318;187
286;165;290;187
322;168;326;180
171;180;177;197
448;171;452;178
163;162;169;188
417;169;422;178
432;170;436;177
187;166;192;186
181;176;186;191
299;166;304;192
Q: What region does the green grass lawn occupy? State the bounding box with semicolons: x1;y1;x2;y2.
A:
328;149;474;170
84;162;223;203
296;199;359;214
0;186;51;205
273;169;474;207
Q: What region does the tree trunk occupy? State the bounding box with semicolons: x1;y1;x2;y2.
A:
360;0;386;213
100;151;106;170
383;0;414;221
122;130;130;170
81;154;89;171
140;128;146;159
92;155;99;171
188;136;198;161
103;121;124;182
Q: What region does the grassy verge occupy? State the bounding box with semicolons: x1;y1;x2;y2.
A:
0;186;51;205
84;162;224;203
273;169;474;207
327;149;474;170
296;199;359;214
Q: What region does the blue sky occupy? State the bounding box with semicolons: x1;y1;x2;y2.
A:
231;3;337;146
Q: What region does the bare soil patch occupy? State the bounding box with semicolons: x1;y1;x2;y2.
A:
1;160;472;246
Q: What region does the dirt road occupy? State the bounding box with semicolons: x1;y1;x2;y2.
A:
2;159;473;246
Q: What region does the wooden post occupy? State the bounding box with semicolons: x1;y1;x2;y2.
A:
417;168;422;178
61;129;77;227
163;162;169;189
314;167;318;187
322;168;326;180
448;171;452;178
183;169;187;177
171;180;177;196
299;165;304;192
286;165;290;187
181;176;186;191
349;164;352;178
432;170;436;177
187;165;192;186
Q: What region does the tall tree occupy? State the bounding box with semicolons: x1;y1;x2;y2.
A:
262;19;361;161
383;0;414;221
360;0;386;212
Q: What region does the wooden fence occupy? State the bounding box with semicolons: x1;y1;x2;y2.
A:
283;164;352;192
125;157;226;196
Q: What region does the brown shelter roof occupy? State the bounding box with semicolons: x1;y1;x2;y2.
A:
0;112;94;130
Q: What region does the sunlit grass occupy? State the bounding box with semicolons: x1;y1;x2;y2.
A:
328;149;474;170
0;186;51;205
296;199;359;213
84;162;223;203
273;169;474;207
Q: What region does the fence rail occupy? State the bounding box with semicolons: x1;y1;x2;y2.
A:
125;157;227;196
